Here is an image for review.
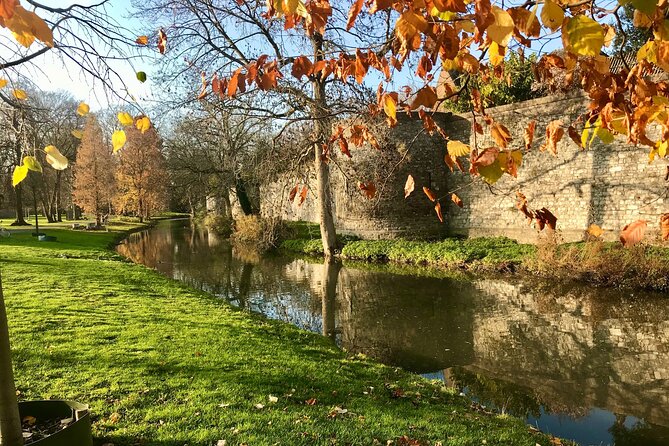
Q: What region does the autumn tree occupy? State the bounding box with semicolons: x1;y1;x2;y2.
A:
114;119;168;222
72;115;115;227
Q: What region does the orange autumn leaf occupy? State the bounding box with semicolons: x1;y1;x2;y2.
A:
587;223;603;238
298;186;308;206
410;86;438;110
435;201;444;222
540;120;564;155
423;186;437;202
620;220;647;247
451;193;463;208
358;181;376;199
490;121;511;148
404;175;415;198
0;0;17;19
524;120;536;151
157;28;167;54
346;0;364;30
136;35;149;45
292;56;313;80
288;184;299;202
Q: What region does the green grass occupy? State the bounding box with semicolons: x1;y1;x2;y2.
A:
0;227;555;445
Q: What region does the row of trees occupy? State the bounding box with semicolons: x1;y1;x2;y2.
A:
73;115;168;226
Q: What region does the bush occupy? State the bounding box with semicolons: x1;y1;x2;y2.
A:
203;213;233;237
233;215;287;251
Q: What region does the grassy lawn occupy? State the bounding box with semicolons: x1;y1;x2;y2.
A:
0;227;555;445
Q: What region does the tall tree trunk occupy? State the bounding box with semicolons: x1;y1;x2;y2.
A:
0;274;23;446
234;176;254;215
11;184;28;226
311;33;337;258
55;172;63;222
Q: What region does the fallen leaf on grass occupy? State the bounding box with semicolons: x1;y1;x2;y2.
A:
305;398;317;405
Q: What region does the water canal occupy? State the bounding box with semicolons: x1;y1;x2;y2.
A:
117;219;669;446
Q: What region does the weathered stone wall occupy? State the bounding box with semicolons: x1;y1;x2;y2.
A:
443;92;669;242
262;92;669;242
261;114;455;239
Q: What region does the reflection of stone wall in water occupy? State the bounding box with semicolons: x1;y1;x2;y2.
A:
261;92;669;242
468;279;669;427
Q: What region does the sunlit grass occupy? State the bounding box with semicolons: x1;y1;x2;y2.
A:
0;227;553;445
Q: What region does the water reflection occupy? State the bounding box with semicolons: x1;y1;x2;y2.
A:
117;220;669;446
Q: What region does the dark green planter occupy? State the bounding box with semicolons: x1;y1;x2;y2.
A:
18;400;93;446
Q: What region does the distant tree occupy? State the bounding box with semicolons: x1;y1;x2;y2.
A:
612;4;653;54
443;52;542;113
72;115;116;227
114;121;168;222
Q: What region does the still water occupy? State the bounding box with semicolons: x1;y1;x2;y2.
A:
117;219;669;446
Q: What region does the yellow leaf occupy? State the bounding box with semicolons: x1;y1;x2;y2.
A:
136;35;149;45
135;116;151;133
382;94;397;124
12;89;26;100
478;159;504;184
658;140;668;158
44;145;68;170
637;40;657;64
581;125;590;149
12;165;28;187
489;41;505;66
71;129;83;139
77;102;90;116
587;224;603;237
23;155;42;172
0;79;7;88
564;15;605;57
540;0;564;32
447;140;471;157
488;6;514;47
112;130;127;153
430;7;457;20
117;112;134;126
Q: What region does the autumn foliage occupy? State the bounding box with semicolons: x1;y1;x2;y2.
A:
113;120;168;222
72;115;116;227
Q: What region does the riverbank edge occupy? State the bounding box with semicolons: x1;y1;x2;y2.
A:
279;232;669;292
0;223;564;446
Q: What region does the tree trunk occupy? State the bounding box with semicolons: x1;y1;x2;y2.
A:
0;274;23;446
311;33;338;258
10;184;28;226
56;171;63;222
234;176;254;215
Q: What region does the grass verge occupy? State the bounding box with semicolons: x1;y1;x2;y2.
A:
279;222;669;291
0;227;556;445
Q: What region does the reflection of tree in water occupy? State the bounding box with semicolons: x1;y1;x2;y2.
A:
609;415;669;446
448;367;551;419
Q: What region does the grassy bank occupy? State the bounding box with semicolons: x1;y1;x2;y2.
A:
279;223;669;291
0;227;556;445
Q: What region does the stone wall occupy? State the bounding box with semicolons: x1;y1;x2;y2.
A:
261;113;454;239
262;92;669;242
443;91;669;242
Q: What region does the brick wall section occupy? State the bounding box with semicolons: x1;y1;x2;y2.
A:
443;92;669;242
262;92;669;242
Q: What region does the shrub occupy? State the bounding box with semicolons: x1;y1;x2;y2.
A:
233;215;287;251
203;213;233;237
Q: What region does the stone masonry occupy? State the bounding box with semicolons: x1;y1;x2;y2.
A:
262;92;669;242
